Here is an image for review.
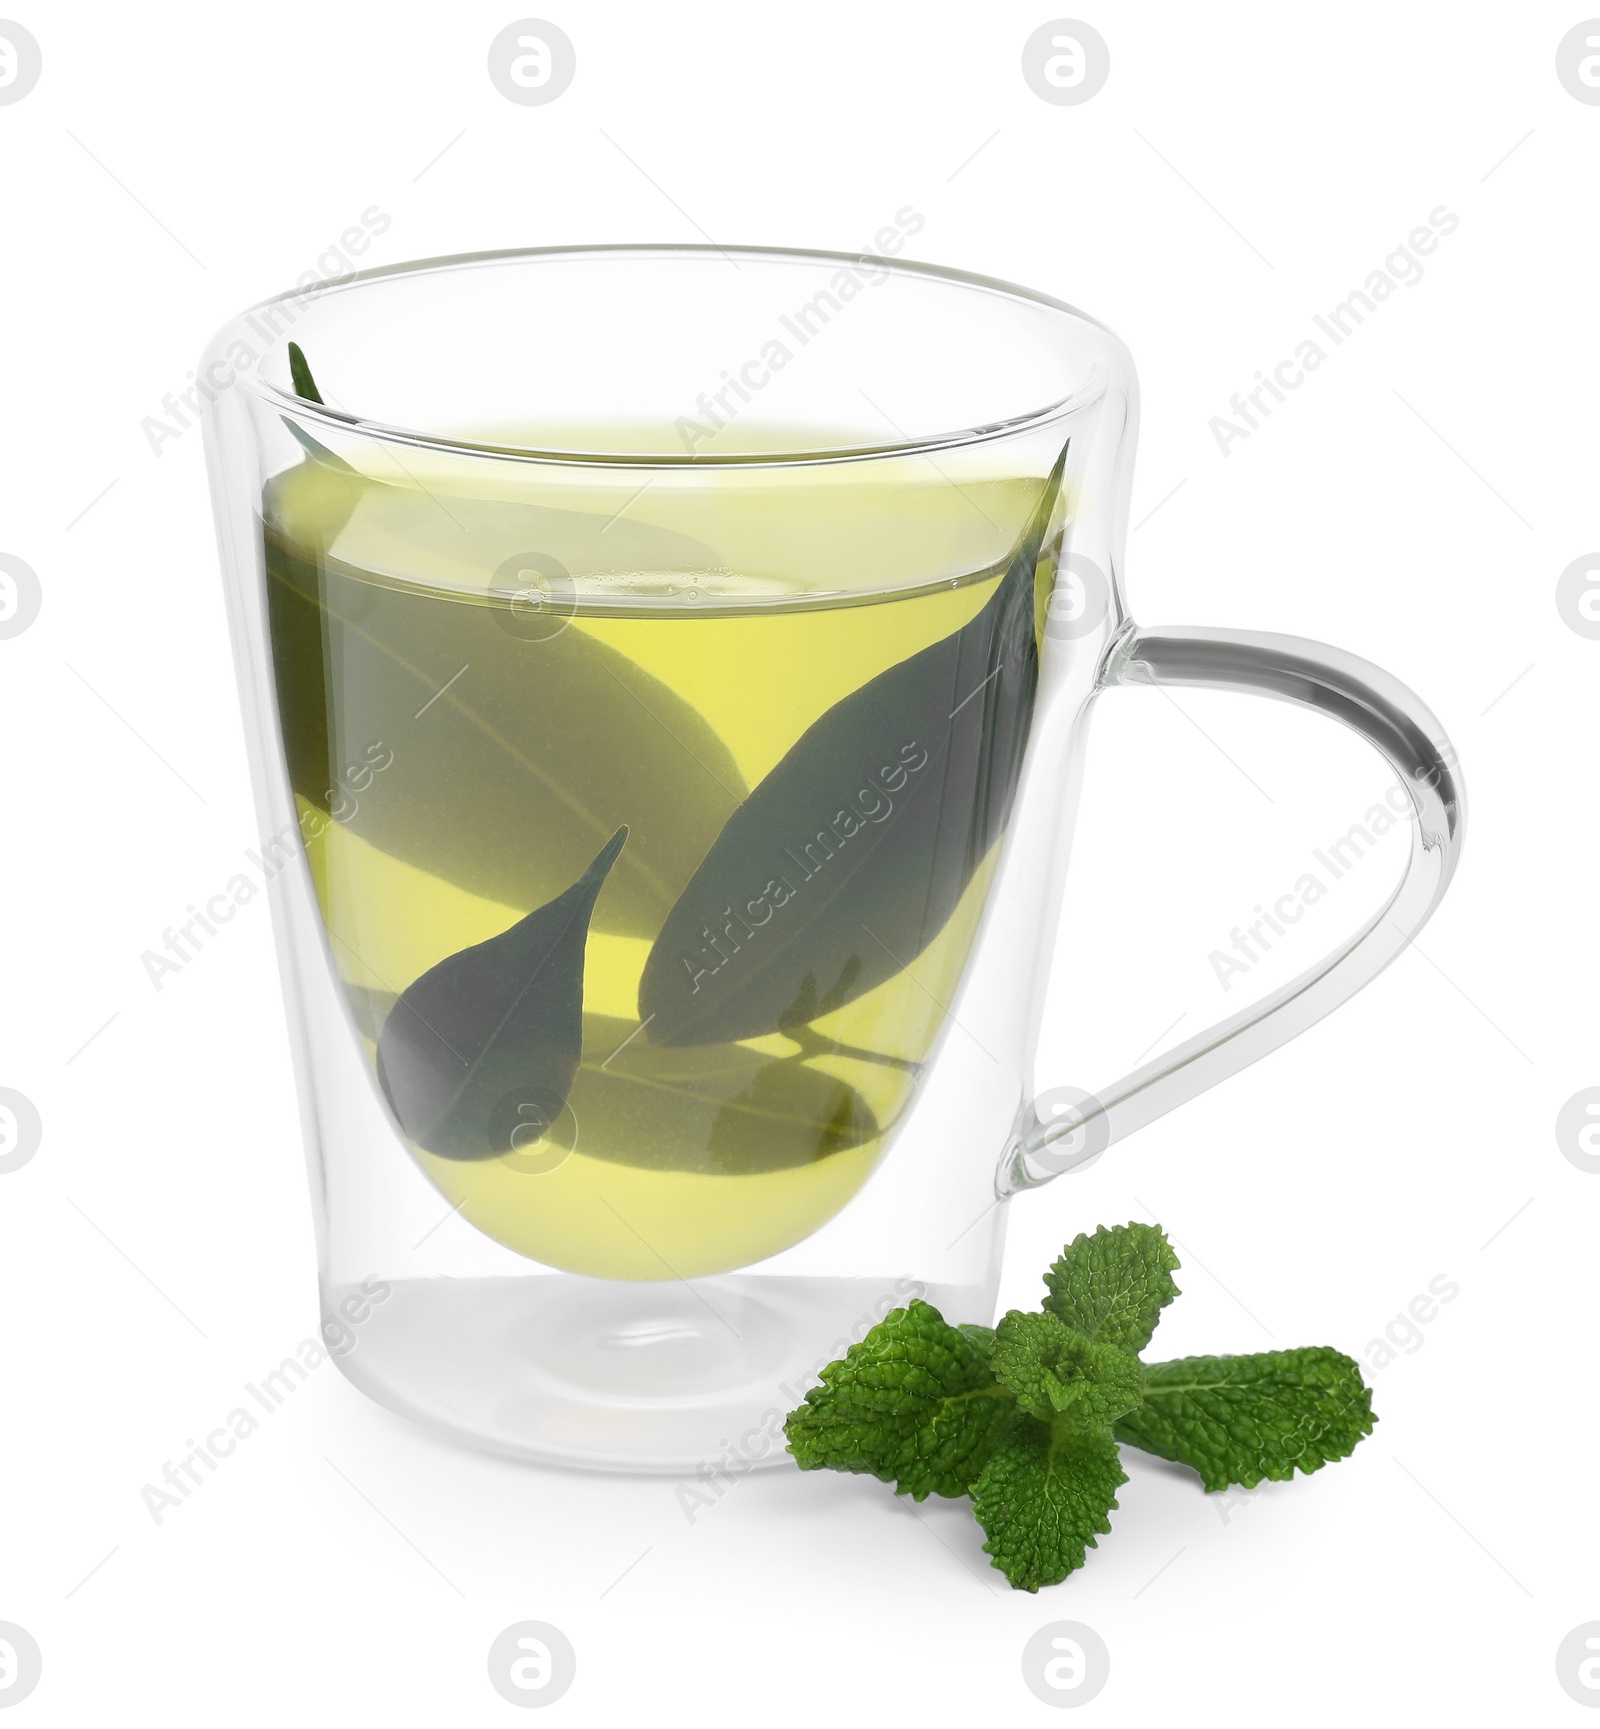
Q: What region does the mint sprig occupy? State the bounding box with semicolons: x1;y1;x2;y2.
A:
989;1309;1144;1429
971;1418;1127;1592
1042;1218;1181;1352
784;1222;1376;1591
781;1302;1014;1501
1113;1347;1377;1492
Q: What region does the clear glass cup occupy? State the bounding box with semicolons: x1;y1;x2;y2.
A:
202;246;1463;1472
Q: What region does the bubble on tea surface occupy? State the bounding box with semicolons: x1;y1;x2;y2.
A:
491;551;577;641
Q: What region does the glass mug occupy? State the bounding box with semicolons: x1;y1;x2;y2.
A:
203;246;1463;1472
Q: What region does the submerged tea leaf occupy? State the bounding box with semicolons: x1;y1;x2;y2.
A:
551;1014;880;1175
639;447;1068;1045
263;467;747;935
376;828;626;1160
280;418;361;475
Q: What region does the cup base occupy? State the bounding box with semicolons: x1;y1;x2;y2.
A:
332;1273;967;1474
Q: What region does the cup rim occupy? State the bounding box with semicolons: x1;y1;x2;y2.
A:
214;242;1120;470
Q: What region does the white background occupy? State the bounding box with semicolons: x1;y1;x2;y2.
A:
2;1;1596;1721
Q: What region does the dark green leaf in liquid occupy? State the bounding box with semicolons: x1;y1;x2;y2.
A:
262;467;747;937
376;828;626;1160
639;446;1069;1045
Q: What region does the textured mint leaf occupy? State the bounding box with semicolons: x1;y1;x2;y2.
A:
989;1310;1143;1428
971;1415;1127;1592
1042;1222;1181;1354
784;1302;1015;1500
1114;1348;1376;1491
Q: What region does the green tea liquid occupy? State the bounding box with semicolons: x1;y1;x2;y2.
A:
264;450;1051;1278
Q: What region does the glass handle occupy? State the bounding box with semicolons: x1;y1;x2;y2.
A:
1000;623;1465;1193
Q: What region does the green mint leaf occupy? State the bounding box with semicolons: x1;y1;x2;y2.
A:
1042;1221;1181;1354
989;1310;1143;1428
971;1415;1127;1592
1114;1348;1377;1492
784;1301;1015;1500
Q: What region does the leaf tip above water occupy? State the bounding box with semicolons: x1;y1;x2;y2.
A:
287;341;324;404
